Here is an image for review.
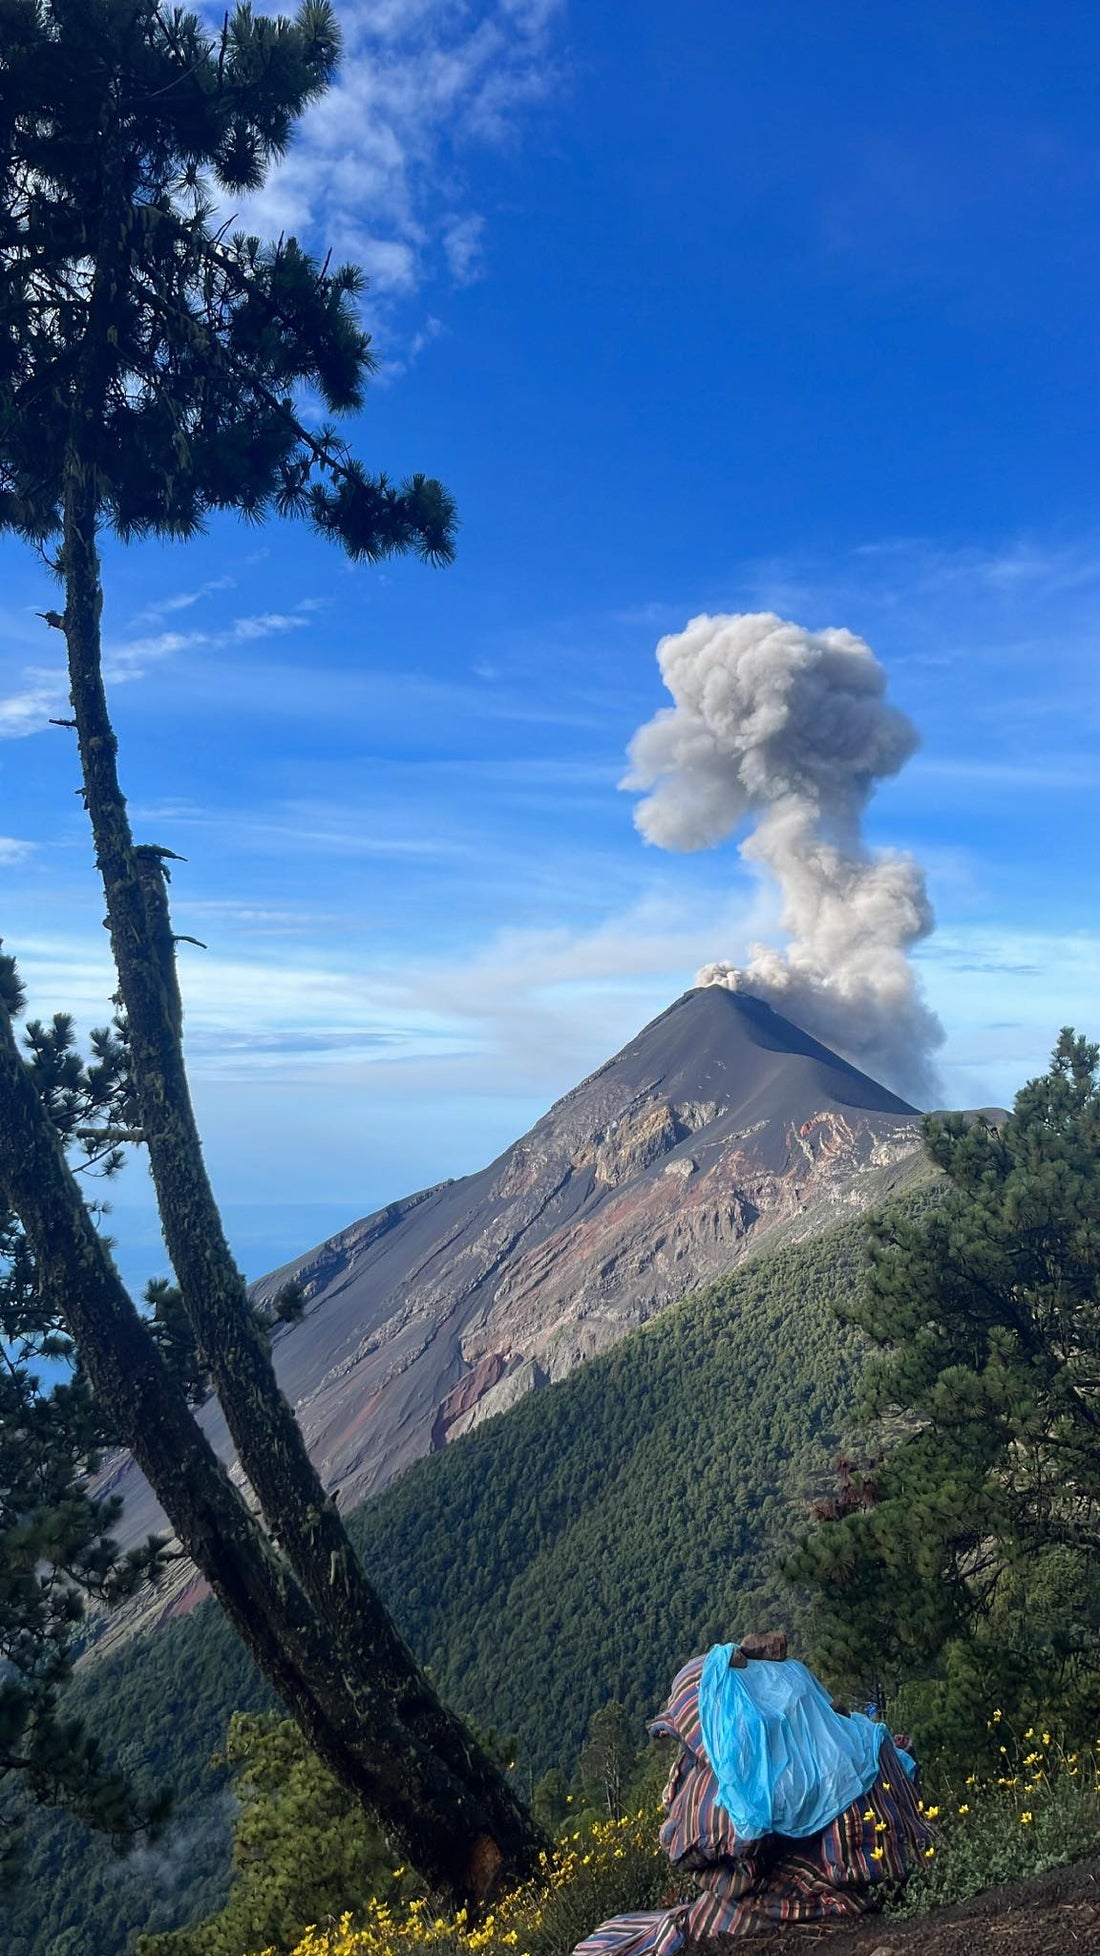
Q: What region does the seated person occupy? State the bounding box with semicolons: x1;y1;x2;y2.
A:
574;1634;930;1953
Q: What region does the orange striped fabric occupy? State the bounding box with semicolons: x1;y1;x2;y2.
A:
573;1655;931;1956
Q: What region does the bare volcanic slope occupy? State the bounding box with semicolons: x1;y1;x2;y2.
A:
92;986;927;1573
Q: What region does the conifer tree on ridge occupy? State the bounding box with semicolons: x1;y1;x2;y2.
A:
789;1030;1100;1756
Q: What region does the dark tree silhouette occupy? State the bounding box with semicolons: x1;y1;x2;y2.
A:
0;0;544;1904
0;990;172;1880
789;1032;1100;1758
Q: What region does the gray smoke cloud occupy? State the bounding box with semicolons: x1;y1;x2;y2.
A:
622;611;944;1104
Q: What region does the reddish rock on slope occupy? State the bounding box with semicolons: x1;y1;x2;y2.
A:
89;986;930;1627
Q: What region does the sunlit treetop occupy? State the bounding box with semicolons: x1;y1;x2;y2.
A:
0;0;456;562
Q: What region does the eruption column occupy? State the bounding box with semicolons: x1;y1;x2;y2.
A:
622;611;943;1103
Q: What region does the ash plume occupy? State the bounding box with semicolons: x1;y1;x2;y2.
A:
622;611;943;1103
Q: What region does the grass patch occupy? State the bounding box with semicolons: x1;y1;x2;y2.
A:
888;1720;1100;1916
258;1723;1100;1956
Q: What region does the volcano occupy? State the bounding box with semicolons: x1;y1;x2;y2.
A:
91;988;928;1608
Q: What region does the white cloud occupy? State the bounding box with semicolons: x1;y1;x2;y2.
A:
129;576;236;629
442;212;486;284
7;883;768;1080
226;0;565;312
0;667;69;737
108;608;312;674
0;607;317;734
919;926;1100;1109
0;837;36;865
14;901;1093;1128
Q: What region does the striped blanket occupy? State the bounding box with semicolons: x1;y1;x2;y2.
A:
573;1655;931;1955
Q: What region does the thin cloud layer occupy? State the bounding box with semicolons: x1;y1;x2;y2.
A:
0;605;317;736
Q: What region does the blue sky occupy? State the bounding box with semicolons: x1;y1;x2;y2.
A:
3;0;1098;1294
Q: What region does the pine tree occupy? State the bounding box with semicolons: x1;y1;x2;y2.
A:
578;1702;639;1822
788;1031;1100;1757
0;985;170;1878
0;0;545;1904
137;1711;394;1956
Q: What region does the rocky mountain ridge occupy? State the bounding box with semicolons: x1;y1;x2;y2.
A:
88;986;931;1634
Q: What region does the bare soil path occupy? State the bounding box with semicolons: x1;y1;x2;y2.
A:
684;1856;1100;1955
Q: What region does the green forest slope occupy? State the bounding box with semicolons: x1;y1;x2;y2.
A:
4;1208;903;1956
347;1216;876;1766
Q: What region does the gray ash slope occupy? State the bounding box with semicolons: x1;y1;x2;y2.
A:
92;986;927;1610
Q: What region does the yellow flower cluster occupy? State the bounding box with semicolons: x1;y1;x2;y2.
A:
965;1715;1100;1832
266;1812;659;1956
255;1714;1100;1956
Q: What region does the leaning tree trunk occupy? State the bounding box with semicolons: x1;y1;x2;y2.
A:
56;471;545;1891
0;994;543;1904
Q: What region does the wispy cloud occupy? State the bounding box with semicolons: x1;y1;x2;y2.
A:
919;926;1100;1107
14;904;1094;1120
442;213;486;284
0;606;318;734
129;576;236;630
228;0;566;321
0;667;69;737
107;608;314;680
8;883;772;1078
0;837;36;865
912;756;1099;792
171;899;379;938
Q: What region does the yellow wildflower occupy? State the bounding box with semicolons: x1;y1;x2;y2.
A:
870;1846;884;1861
1020;1810;1033;1824
925;1805;940;1819
958;1803;970;1815
924;1846;935;1858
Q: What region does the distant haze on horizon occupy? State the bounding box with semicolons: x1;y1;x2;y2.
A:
3;0;1097;1292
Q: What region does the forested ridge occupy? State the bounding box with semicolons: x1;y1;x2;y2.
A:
346;1216;883;1764
3;1204;921;1956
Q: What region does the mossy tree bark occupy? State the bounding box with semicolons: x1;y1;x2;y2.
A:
0;995;543;1903
2;2;544;1896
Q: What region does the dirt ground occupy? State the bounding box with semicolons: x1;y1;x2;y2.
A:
682;1856;1100;1956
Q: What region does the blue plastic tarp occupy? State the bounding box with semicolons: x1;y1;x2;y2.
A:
696;1645;913;1845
